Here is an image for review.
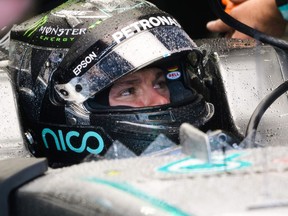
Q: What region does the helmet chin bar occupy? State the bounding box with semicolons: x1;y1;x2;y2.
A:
87;95;214;156
65;104;90;126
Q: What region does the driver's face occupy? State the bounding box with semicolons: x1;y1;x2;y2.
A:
109;67;170;107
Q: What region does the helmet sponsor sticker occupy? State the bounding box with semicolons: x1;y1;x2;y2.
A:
166;66;181;80
112;16;181;44
73;51;98;76
41;128;104;154
166;71;181;80
52;9;108;19
39;26;87;37
23;15;88;45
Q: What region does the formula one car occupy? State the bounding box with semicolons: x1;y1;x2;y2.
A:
1;0;288;216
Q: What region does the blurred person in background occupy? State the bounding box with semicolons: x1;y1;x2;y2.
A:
0;0;34;60
0;0;67;61
148;0;217;39
206;0;287;39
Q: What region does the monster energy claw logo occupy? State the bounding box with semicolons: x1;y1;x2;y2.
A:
23;15;87;43
24;16;48;37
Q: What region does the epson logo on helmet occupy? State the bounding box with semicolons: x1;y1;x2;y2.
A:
112;16;181;44
167;71;181;80
73;51;97;76
42;128;104;154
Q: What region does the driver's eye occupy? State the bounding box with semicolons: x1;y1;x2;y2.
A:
154;80;168;89
120;87;135;96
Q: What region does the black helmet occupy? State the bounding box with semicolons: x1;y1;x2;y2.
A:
8;0;214;166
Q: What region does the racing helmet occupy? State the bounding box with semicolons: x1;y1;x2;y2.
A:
8;0;214;166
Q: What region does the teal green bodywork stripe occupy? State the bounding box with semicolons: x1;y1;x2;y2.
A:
84;177;192;216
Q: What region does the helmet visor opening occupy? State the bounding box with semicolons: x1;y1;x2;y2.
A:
54;26;198;104
85;53;202;111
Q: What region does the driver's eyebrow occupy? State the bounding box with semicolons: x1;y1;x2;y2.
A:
155;70;165;79
112;75;141;88
113;68;165;87
153;69;166;82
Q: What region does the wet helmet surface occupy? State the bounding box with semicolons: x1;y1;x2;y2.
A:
9;0;214;166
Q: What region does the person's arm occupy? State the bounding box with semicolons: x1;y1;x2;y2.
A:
207;0;287;39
